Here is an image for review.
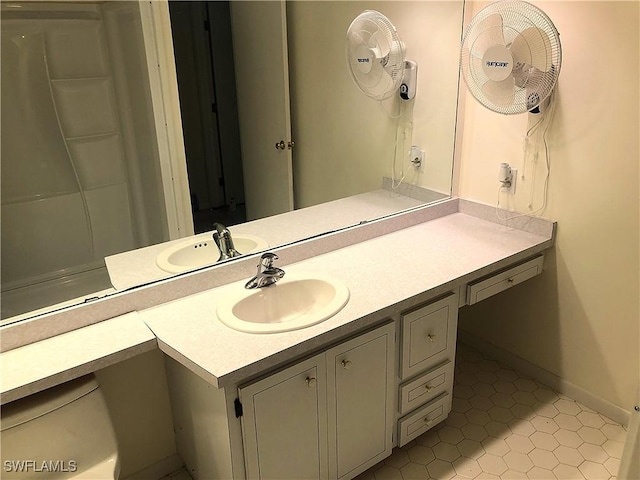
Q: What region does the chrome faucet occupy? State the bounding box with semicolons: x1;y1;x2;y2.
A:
212;223;240;261
245;253;285;289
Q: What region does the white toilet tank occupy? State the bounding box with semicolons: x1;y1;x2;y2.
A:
1;374;120;479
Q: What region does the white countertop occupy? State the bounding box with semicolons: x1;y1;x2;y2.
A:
142;212;553;389
0;312;156;404
0;200;555;403
106;189;425;291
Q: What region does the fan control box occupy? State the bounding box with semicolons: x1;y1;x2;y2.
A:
400;60;418;100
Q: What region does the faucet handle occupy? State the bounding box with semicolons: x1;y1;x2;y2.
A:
260;252;278;268
246;253;284;289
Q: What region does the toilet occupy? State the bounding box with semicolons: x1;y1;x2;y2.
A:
1;374;120;479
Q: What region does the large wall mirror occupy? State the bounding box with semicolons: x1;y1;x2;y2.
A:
0;0;463;324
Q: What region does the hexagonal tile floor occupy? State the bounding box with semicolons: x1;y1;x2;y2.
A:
357;343;627;480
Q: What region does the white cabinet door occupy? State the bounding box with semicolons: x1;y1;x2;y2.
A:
239;354;328;480
326;323;395;480
239;323;394;480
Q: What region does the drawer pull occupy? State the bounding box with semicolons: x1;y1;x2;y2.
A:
507;278;514;283
424;417;433;426
341;360;352;370
425;384;434;392
306;377;316;387
427;333;436;343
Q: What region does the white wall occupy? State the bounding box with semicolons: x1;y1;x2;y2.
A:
287;1;463;208
456;1;639;411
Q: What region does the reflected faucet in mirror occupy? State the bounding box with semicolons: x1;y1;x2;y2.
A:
245;253;285;289
212;223;240;261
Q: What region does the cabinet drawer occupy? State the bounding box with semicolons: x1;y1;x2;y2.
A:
467;255;544;305
397;393;452;447
400;293;458;380
398;361;454;415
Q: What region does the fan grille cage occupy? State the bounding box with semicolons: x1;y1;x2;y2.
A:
346;10;405;100
461;1;561;114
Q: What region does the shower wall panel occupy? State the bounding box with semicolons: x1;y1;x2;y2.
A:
1;2;169;319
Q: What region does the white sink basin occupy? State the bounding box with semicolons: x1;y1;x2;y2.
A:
156;233;268;273
216;275;350;333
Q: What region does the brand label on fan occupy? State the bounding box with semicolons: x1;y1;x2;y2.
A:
354;45;374;74
482;45;513;82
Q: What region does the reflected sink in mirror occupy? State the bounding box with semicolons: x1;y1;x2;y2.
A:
156;233;268;274
217;276;350;334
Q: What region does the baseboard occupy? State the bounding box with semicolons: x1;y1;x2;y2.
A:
457;329;631;427
121;454;184;480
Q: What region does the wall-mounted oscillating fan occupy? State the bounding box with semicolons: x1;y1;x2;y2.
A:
346;10;415;101
461;1;561;114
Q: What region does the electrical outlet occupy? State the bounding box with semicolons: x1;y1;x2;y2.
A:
499;163;517;194
410;146;425;170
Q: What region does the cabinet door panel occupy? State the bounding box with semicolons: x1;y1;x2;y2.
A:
326;323;395;480
239;354;327;480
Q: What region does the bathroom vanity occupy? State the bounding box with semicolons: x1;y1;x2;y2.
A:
140;199;554;480
157;256;545;479
0;198;555;480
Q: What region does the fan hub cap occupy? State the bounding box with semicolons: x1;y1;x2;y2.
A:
482;44;513;81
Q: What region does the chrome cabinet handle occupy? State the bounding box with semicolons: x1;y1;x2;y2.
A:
341;360;352;370
425;384;434;391
306;377;316;387
424;417;433;425
427;333;436;343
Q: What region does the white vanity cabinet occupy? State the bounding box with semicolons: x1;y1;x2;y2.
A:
167;322;395;480
396;292;458;446
240;322;395;480
162;255;548;478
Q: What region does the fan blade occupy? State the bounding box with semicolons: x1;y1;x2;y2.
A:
512;63;537;88
381;40;404;77
471;13;506;58
369;30;390;58
510;27;552;72
481;77;515;107
512;63;555;90
523;66;557;109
